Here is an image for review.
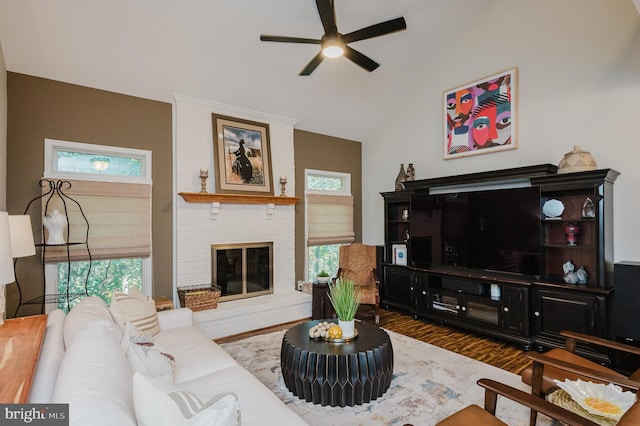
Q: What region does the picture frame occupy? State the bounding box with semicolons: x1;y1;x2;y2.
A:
212;114;274;195
443;67;517;160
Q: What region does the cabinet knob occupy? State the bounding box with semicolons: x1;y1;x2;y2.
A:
461;306;467;311
534;311;540;317
410;287;414;291
503;307;509;312
456;305;460;310
422;290;427;295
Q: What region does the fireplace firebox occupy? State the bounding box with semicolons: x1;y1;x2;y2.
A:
211;242;273;301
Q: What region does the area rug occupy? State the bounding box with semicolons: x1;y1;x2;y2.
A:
221;329;555;426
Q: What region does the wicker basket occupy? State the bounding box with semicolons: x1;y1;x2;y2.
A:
178;285;221;311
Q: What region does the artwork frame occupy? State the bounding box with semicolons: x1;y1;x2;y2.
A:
212;114;274;195
443;67;518;160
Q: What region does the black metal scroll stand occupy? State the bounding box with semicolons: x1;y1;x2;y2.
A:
15;179;92;315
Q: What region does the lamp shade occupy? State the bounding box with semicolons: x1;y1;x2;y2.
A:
9;215;36;258
0;212;16;285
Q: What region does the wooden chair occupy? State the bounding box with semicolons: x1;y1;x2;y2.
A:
522;331;640;425
436;378;600;425
336;243;380;325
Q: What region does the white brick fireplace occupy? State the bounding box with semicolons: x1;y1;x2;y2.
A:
174;95;311;339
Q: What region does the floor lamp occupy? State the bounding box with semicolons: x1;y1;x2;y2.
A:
8;215;36;318
0;212;16;325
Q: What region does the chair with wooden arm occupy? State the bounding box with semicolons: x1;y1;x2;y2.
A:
436;378;600;425
522;330;640;425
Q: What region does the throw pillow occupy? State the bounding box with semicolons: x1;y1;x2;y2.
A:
132;373;240;426
110;290;160;336
122;323;175;383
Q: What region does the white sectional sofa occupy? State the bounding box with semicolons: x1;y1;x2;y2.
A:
29;296;308;426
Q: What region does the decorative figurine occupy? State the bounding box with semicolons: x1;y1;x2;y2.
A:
279;175;287;196
43;209;67;245
576;266;588;285
564;223;580;246
563;260;578;284
406;163;415;181
582;197;595;218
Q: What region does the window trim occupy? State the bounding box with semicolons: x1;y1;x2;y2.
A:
44;138;152;184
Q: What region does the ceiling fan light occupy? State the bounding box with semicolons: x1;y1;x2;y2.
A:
322;44;344;58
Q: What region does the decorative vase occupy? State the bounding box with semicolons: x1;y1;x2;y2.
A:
406;163;415;181
564;223;580;246
338;319;356;338
43;209;67;245
395;164;406;191
401;207;409;222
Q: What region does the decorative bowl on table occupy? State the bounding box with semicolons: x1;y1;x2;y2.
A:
553;379;637;420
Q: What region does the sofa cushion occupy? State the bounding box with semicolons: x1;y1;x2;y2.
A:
110;290;160;336
180;366;308;426
52;321;136;426
133;373;240;426
29;309;67;403
63;296;121;347
154;326;239;383
122;323;175;383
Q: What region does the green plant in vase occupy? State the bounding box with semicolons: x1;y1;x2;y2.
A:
316;269;330;284
327;278;361;338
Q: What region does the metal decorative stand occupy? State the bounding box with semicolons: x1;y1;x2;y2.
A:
15;179;92;314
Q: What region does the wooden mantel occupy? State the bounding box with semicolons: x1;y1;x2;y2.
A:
179;192;300;205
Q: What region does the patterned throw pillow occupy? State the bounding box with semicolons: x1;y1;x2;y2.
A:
132;373;240;426
109;290;161;336
122;323;175;383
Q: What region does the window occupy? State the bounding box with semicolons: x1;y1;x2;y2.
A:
305;170;353;281
43;139;152;310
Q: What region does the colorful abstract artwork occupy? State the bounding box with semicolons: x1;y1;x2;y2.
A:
443;68;517;160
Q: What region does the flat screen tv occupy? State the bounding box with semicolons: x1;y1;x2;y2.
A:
410;186;541;277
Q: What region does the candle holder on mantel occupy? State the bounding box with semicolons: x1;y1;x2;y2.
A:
199;169;208;193
279;175;287;196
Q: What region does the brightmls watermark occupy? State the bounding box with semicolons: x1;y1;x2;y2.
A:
0;405;68;425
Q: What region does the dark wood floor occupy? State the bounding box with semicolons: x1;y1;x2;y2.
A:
215;307;533;376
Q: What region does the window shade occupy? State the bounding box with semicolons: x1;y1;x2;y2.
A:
307;194;354;246
41;179;151;263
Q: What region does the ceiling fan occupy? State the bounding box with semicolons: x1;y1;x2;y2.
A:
260;0;406;76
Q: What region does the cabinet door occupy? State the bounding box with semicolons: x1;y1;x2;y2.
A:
413;271;429;314
382;266;413;310
532;288;602;341
501;285;529;337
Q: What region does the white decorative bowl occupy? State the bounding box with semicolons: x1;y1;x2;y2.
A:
553;379;637;420
542;199;565;218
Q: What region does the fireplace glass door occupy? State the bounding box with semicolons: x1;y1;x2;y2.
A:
212;242;273;301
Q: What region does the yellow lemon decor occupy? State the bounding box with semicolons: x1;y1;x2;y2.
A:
327;324;343;339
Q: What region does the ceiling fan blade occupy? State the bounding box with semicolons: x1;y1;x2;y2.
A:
343;45;379;72
260;35;321;44
316;0;338;35
299;51;325;76
342;17;406;44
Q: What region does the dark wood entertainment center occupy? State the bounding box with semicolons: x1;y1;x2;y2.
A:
381;164;619;362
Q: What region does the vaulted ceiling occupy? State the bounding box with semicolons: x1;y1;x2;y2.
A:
0;0;499;142
1;1;639;142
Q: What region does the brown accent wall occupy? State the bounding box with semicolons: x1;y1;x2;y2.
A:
6;73;173;316
293;129;362;282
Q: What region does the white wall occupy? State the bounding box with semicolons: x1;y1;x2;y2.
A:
173;95;310;338
0;40;7;210
363;0;640;263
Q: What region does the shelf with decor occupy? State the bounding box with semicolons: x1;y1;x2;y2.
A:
179;192;300;205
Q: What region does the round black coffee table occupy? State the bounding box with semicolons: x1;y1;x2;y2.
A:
280;320;394;407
